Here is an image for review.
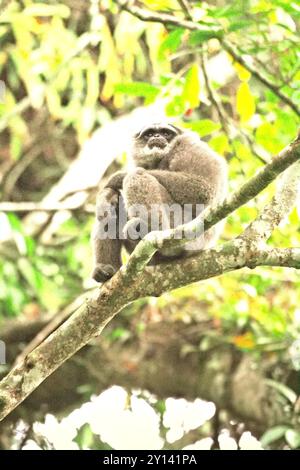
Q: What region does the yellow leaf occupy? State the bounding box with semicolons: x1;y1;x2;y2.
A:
115;12;144;78
183;64;200;109
23;3;70;18
236;82;255;122
142;0;178;10
209;134;230;155
146;23;170;75
46;88;62;118
98;18;122;101
234;62;251;82
85;63;99;107
268;10;277;24
232;332;255;350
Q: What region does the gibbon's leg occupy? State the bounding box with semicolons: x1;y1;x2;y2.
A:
122;168;174;240
91;188;124;283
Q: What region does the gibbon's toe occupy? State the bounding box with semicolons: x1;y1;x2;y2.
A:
92;263;116;283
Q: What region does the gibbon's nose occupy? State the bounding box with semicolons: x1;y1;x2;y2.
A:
154;133;160;138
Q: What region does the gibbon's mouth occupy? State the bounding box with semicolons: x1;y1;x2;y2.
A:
148;136;167;149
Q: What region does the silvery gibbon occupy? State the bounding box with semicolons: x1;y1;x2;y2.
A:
92;123;228;282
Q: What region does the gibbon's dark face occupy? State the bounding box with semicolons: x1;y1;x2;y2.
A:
138;124;179;148
132;123;182;169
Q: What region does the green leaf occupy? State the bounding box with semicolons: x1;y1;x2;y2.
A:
18;258;42;292
185;119;221;137
159;29;184;59
285;429;300;449
75;424;95;450
209;134;230;155
10;134;23;160
165;95;185;116
189;30;220;45
6;213;36;257
260;426;289;447
115;82;160;100
209;4;244;18
5;285;26;316
265;379;297;404
256;122;282;154
110;327;131;342
228;20;253;32
6;213;27;255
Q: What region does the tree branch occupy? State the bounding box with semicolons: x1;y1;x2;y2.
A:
177;0;193;21
200;51;231;136
240;161;300;243
120;1;222;36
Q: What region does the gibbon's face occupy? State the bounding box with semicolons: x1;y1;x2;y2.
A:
132;123;181;169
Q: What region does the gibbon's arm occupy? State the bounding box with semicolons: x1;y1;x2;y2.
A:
104;171;127;191
148;170;213;206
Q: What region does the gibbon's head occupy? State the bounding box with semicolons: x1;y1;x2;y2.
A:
131;123;183;169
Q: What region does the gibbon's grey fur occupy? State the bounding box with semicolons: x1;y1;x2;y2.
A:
92;123;228;282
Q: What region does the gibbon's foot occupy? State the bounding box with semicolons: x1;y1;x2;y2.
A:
122;217;148;241
92;263;117;283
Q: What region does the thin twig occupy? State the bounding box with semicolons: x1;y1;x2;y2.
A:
121;1;222;35
0;201;95;213
200;51;231;136
177;0;193;20
201;51;268;165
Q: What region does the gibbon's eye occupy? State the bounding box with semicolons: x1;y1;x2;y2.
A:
140;129;155;139
162;129;176;139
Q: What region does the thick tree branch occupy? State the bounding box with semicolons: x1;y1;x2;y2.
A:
0;136;299;422
257;247;300;270
240;161;300;243
122;2;300;117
